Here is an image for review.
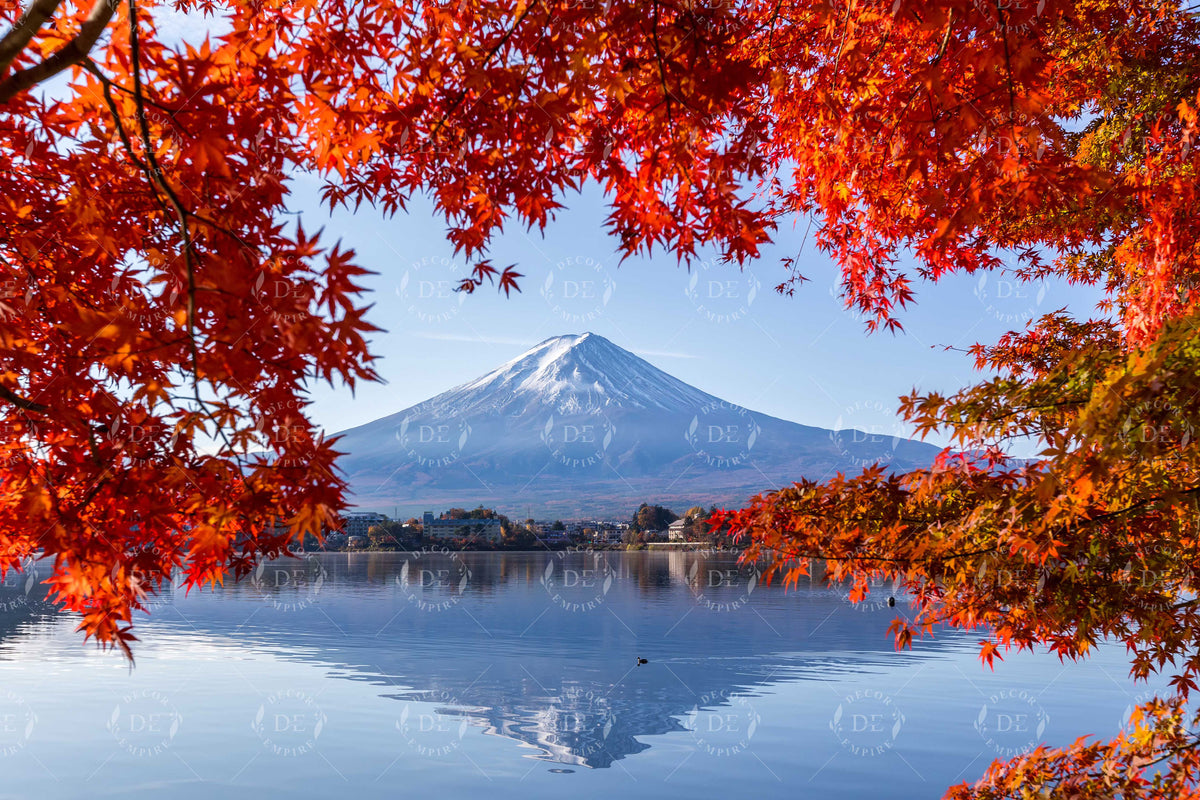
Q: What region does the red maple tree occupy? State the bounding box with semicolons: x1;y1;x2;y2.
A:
2;0;1199;794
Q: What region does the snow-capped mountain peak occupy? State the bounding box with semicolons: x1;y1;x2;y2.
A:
333;333;942;517
440;333;717;415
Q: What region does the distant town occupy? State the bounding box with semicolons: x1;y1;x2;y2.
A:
303;503;735;552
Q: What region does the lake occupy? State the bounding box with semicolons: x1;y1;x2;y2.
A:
0;550;1164;799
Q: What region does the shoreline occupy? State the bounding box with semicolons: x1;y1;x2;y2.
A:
291;542;746;555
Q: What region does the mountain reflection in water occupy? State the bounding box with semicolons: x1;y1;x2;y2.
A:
0;550;930;769
0;551;1163;799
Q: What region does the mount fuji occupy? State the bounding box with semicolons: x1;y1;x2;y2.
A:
334;333;941;517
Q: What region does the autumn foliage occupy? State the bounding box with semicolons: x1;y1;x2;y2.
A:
1;0;1199;794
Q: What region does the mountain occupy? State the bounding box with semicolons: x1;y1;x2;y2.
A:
334;333;941;518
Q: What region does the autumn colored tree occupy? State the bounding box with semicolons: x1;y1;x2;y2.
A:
2;0;1200;794
366;520;412;550
630;503;679;533
702;3;1200;797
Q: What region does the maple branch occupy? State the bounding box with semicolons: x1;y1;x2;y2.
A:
880;11;956;146
81;57;187;121
0;384;48;413
0;0;65;74
75;472;112;513
830;0;854;78
993;0;1018;146
87;58;167;219
934;10;954;64
126;0;198;386
746;482;1200;582
428;0;537;141
0;0;117;104
185;210;259;253
1078;485;1200;529
650;0;674;127
117;0;242;467
764;544;999;566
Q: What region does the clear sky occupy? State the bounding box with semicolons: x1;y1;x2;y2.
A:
292;172;1104;456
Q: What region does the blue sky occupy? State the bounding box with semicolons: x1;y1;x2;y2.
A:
294;174;1104;455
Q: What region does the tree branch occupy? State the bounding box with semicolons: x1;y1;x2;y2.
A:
0;383;48;413
0;0;65;75
0;0;117;103
81;56;187;121
766;544;999;566
428;1;537;141
126;0;197;377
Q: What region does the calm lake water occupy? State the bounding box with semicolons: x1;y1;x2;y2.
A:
0;550;1166;799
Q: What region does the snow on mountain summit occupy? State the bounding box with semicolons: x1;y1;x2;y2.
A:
430;332;718;416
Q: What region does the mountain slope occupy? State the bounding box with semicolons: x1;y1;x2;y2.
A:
335;333;941;517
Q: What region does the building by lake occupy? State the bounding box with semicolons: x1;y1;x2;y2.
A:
339;511;389;538
422;511;503;542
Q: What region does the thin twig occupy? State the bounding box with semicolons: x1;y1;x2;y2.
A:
126;0;199;394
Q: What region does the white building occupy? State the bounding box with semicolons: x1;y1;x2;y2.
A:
668;519;688;542
422;512;503;542
339;512;389;538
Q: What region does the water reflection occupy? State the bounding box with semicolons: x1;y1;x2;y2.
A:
0;556;63;649
110;551;954;769
0;550;1159;796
